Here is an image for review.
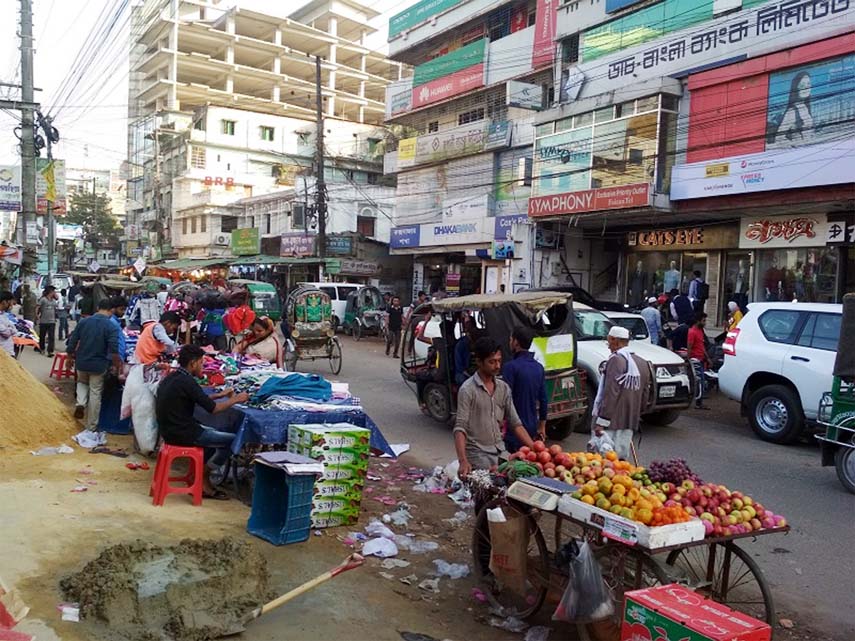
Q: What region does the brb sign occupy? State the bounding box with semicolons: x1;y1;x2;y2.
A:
204;176;236;190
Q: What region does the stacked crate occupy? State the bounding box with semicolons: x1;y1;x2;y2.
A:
287;423;370;528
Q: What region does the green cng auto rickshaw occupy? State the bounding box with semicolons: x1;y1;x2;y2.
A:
343;285;384;341
228;279;282;321
400;291;587;440
817;292;855;493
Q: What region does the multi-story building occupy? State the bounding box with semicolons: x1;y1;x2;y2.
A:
529;0;855;324
125;0;404;261
384;0;567;297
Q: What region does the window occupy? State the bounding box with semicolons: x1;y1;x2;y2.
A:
193;118;205;131
797;313;841;351
221;216;238;233
260;126;274;141
191;217;197;234
562;34;580;64
248;216;255;229
221;120;236;135
337;286;357;300
200;216;206;233
758;310;803;344
367;138;381;154
427;121;439;133
458;108;485;126
182;218;188;235
191;146;206;169
320;286;336;300
357;215;375;237
264;213;271;235
291;203;306;230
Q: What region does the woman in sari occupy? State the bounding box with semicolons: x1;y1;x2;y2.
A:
236;316;283;369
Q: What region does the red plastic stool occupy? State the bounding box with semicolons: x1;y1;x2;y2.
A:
49;352;76;380
149;444;205;506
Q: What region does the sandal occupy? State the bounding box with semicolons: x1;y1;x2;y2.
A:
203;489;230;501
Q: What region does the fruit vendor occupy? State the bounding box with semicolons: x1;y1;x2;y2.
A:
502;326;547;452
591;326;652;460
454;337;535;477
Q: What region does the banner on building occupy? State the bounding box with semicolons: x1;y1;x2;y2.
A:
390;218;490;248
231;227;259;256
528;183;650;217
412;64;485;109
413;39;486;87
506;81;543;110
280;233;316;257
494;214;529;240
389;0;465;37
532;0;558;69
391;225;421;249
671;137;855;200
739;214;830;249
396;122;502;169
36;159;66;215
0;166;22;211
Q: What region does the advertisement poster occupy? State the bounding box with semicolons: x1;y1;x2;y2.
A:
36;159;67;215
0;165;22;211
766;52;855;151
231;227;259;255
533;129;593;196
532;0;558;69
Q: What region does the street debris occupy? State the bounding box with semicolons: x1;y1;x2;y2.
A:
59;603;80;622
525;626;551;641
470;588;487;604
417;578;440;594
69;486;88;493
394;536;439;554
384;505;412;527
380;559;411;570
365;520;395;539
362;537;399;558
30;444;73;456
400;574;418;586
443;510;469;526
71;430;107;449
432;560;469;579
378;572;395;581
488;615;528;633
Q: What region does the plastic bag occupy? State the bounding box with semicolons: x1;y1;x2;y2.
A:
433;559;469;579
487;506;529;593
552;541;614;623
122;364;159;455
365;519;395;539
587;431;616;456
362;537;398;558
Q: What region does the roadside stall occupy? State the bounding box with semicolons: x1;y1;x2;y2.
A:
469;444;789;634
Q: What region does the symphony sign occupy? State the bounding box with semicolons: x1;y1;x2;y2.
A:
528;183;650;218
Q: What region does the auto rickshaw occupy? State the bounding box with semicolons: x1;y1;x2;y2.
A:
343;285;385;341
400;291;587;440
283;285;342;375
817;292;855;493
227;279;282;321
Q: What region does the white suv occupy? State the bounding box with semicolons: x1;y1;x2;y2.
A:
719;302;841;444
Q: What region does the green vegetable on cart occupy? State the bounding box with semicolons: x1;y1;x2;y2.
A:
498;460;540;482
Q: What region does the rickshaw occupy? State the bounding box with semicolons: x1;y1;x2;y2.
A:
400;291;587;440
817;292;855;493
343;285;385;341
283;285;342;375
227;279;282;321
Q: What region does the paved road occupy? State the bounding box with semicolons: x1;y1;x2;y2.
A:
295;337;854;638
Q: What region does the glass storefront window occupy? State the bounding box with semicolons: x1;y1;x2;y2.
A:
626;252;683;306
755;247;839;303
722;251;752;316
533;127;592;196
591;112;658;190
574;112;593;128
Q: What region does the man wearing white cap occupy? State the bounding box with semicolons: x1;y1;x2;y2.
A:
591;326;652;459
640;296;662;346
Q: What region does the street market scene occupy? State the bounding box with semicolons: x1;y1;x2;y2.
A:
0;1;854;641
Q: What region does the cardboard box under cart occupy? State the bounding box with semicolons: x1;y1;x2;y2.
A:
621;584;771;641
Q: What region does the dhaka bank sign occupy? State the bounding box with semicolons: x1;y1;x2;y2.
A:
390;219;489;249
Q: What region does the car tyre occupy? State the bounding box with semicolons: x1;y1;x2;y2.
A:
747;384;803;444
547;418;574;441
835;437;855;494
424;383;451;423
644;409;681;426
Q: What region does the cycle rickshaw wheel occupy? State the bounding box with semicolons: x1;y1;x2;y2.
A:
328;338;342;375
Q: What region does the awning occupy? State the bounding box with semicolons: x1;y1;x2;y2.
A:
154;258;229;270
228;255;336;266
432;291;572;313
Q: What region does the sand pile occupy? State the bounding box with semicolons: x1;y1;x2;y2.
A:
0;349;75;449
60;537;270;641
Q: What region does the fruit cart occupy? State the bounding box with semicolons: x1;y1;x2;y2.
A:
470;453;789;631
816;293;855;494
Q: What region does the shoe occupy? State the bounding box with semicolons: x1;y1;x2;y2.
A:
393;354;399;359
47;353;54;358
74;405;85;419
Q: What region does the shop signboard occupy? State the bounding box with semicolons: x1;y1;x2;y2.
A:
396;122;503;169
391;225;421;249
627;224;739;251
36;159;66;215
506;81;543;110
25;221;38;244
325;236;352;256
573;0;855;102
0;245;22;265
532;0;558;69
445;272;460;296
339;259;379;276
826;214;855;246
739;214;829;249
494;214;529;240
446;194;489;220
485;121;512;150
529;183;650;218
389;0;465;38
671;138;855;200
422;218;487;246
413;39;486;87
388;82;413;118
0;165;22;211
231;227;259;256
412;63;485;109
490;239;515;260
605;0;644;12
280;233;317;257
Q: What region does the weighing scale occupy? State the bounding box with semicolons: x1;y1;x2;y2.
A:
507;477;578;511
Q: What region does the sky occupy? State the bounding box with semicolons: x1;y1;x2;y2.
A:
0;0;414;171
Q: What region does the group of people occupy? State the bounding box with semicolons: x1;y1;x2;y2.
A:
454;324;652;476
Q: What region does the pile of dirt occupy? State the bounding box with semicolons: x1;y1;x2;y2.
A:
0;349;75;449
60;537;270;641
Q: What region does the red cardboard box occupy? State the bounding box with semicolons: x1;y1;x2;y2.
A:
622;584;771;641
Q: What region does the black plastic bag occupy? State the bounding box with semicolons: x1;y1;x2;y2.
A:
552;541;614;623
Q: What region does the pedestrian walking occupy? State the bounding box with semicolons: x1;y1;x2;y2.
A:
0;291;17;357
65;298;122;430
37;285;59;356
688;270;708;315
453;337;534;477
591;326;652;460
502;326;548;452
688;313;711;410
727;301;743;331
640;297;662;346
385;295;403;358
56;288;70;341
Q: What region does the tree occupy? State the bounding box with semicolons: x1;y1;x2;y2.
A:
65;191;121;249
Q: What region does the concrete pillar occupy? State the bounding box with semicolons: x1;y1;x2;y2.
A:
272;86;280;102
226;14;235;35
226;45;234;64
226;75;234;93
273;56;281;74
328;15;338;37
274;28;282;46
327;43;337;117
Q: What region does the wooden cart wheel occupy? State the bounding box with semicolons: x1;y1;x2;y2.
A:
471;498;550;619
328;338;342;375
666;541;775;625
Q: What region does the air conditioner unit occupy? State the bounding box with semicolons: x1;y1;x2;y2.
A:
214;233;231;246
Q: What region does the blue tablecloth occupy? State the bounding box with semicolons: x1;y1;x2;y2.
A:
194;403;394;457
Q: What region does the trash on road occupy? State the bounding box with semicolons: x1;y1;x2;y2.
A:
525;626;551;641
365;520;395;539
432;560;469;579
489;615;528;633
399;574;418;586
380;558;411;569
417;578;440;594
30;444;73;456
362;537;398;558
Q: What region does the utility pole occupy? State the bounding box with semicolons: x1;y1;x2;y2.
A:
314;55;326;259
19;0;36;251
36;111;55;286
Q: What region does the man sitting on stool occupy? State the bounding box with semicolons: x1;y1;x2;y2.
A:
155;344;249;500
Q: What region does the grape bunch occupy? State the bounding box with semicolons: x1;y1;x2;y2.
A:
647;458;703;485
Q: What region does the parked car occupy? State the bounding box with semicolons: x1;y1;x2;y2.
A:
298;282;361;332
37;273;73;293
718;302;842;444
523;286;629;312
577;305;693;426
